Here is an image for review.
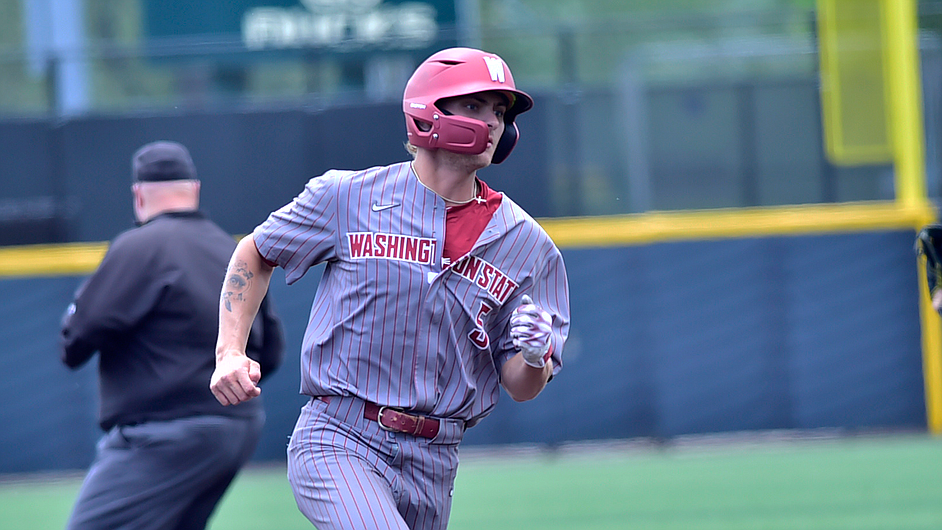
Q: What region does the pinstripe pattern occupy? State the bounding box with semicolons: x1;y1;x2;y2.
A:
288;398;459;530
255;161;570;528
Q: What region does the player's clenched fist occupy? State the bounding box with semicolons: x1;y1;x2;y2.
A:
510;295;554;368
210;353;262;405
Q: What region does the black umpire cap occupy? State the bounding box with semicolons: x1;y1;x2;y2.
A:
132;141;197;182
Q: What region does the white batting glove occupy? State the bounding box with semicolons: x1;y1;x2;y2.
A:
511;295;553;368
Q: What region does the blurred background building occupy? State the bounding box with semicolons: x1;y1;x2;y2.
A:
3;0;938;242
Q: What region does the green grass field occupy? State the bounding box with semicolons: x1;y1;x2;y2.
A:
3;433;942;529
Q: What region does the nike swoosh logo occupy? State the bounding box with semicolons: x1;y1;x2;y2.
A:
371;203;400;212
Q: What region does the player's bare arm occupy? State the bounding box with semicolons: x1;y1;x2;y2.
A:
501;355;553;401
211;235;275;406
223;260;254;312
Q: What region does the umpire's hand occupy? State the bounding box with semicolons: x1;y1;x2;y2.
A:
211;352;262;405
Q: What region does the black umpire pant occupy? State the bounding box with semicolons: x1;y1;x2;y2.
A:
65;413;264;530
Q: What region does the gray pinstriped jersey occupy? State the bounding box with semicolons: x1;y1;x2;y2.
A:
254;161;570;426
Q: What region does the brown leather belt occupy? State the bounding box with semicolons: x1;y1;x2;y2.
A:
317;396;440;439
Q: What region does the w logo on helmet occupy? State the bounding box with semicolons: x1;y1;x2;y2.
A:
403;47;532;163
482;56;505;83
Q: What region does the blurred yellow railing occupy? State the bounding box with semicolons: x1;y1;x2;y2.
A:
540;201;933;248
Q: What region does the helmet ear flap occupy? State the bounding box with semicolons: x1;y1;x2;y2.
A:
411;115;433;133
435;116;489;153
492;122;519;164
405;109;490;154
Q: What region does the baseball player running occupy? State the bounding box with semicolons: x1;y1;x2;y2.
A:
211;47;571;530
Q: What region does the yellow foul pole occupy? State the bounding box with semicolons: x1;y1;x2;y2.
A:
883;0;942;434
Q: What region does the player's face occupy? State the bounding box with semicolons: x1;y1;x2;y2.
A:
438;91;508;163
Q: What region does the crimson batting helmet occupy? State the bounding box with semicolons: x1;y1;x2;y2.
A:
403;47;534;164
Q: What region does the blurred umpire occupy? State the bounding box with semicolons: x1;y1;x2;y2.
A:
60;140;285;530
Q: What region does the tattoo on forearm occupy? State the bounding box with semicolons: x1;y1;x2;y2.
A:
223;261;254;312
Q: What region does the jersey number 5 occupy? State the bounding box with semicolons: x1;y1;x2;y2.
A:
468;302;493;349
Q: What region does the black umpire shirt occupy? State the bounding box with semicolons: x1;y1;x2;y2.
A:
61;210;285;431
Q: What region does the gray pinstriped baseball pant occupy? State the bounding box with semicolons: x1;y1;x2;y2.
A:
287;397;465;530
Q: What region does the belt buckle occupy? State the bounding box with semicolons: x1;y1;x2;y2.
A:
376;406;400;432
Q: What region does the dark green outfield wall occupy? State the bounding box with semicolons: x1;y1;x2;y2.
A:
0;230;926;474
